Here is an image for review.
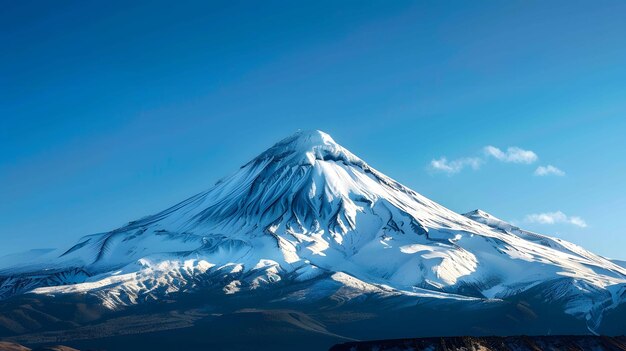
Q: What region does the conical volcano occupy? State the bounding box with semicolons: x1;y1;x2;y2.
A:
1;130;625;338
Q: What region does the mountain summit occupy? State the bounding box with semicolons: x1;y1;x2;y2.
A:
1;130;625;342
250;129;361;165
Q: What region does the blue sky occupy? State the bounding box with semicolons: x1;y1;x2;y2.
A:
1;1;625;259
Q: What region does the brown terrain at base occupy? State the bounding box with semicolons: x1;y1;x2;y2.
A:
330;335;626;351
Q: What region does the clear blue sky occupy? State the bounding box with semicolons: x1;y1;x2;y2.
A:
1;1;625;259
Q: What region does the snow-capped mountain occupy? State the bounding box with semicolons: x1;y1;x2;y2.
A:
1;130;625;338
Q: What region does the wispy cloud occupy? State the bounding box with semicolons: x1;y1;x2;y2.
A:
484;146;538;164
430;145;540;176
430;157;482;175
534;165;565;176
524;211;587;228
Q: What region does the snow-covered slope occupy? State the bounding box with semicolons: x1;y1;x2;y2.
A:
1;130;624;332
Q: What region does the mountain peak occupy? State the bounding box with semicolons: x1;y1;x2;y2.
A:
280;129;337;151
463;209;509;226
464;209;492;219
250;129;365;167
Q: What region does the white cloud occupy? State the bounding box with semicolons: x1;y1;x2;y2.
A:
569;217;588;228
484;146;538;164
430;157;482;175
524;211;587;228
429;145;542;176
534;165;565;176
